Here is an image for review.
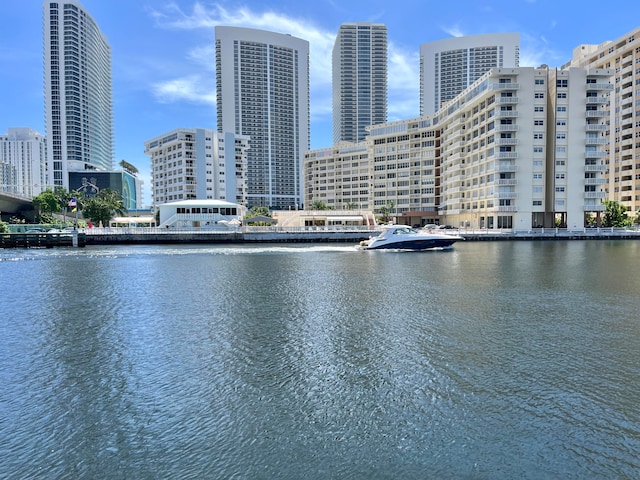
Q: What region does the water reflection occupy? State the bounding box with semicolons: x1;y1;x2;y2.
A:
1;241;639;478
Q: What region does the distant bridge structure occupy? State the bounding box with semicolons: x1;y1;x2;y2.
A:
0;191;36;221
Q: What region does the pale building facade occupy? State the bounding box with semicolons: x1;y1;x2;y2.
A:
0;128;47;198
420;33;520;115
215;27;310;209
43;0;114;189
332;23;388;144
303;142;372;210
145;128;249;207
305;66;613;230
563;26;640;214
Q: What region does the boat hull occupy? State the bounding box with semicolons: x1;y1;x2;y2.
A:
362;237;461;250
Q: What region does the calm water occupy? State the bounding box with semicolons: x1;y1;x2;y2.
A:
1;240;640;479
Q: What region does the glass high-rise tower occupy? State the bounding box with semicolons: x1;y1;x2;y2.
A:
332;23;387;144
215;26;310;209
43;0;114;189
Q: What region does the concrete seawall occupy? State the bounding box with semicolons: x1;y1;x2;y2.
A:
6;228;640;248
82;228;640;246
84;230;374;245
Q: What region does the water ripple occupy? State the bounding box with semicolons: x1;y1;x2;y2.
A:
2;242;640;479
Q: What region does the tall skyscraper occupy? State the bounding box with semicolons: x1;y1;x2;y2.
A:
332;23;387;144
215;26;310;209
420;33;520;115
43;0;114;189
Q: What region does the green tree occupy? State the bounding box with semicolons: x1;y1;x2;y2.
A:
343;202;357;210
32;189;60;222
378;200;395;223
0;218;8;233
602;200;633;228
310;201;330;210
245;206;271;219
243;206;273;226
82;189;126;226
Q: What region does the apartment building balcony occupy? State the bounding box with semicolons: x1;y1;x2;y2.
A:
496;138;518;146
585;177;607;185
496;97;519;104
496;179;518;186
496;164;518;173
587;83;613;91
496;152;518;160
584;191;606;199
445;152;462;162
586;96;609;105
496;111;519;118
496;206;518;212
490;82;520;90
497;124;519;132
584;164;606;172
585;110;608;118
440;209;461;215
444;185;462;194
585;124;607;132
584;203;606;211
585;137;607;145
497;192;517;199
446;174;464;183
584;150;606;159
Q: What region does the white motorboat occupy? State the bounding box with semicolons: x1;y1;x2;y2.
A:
359;225;463;250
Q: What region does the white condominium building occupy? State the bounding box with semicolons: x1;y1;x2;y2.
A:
0;128;47;199
303;142;371;210
215;27;310;209
145;128;249;207
305;66;613;230
563;26;640;214
332;23;388;144
43;0;114;189
420;33;520;116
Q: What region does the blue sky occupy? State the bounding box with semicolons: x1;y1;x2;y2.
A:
2;1;639;207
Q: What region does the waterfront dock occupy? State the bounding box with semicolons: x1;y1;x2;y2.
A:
3;226;640;248
1;231;86;248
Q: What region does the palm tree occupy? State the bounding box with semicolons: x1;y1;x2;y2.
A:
81;189;126;226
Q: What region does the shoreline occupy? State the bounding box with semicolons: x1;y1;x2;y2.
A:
4;227;640;248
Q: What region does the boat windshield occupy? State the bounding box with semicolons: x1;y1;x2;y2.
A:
392;227;416;234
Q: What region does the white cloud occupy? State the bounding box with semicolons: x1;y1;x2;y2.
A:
146;2;421;128
442;25;465;38
151;75;216;105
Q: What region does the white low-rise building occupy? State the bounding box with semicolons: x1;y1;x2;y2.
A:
158;199;244;229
